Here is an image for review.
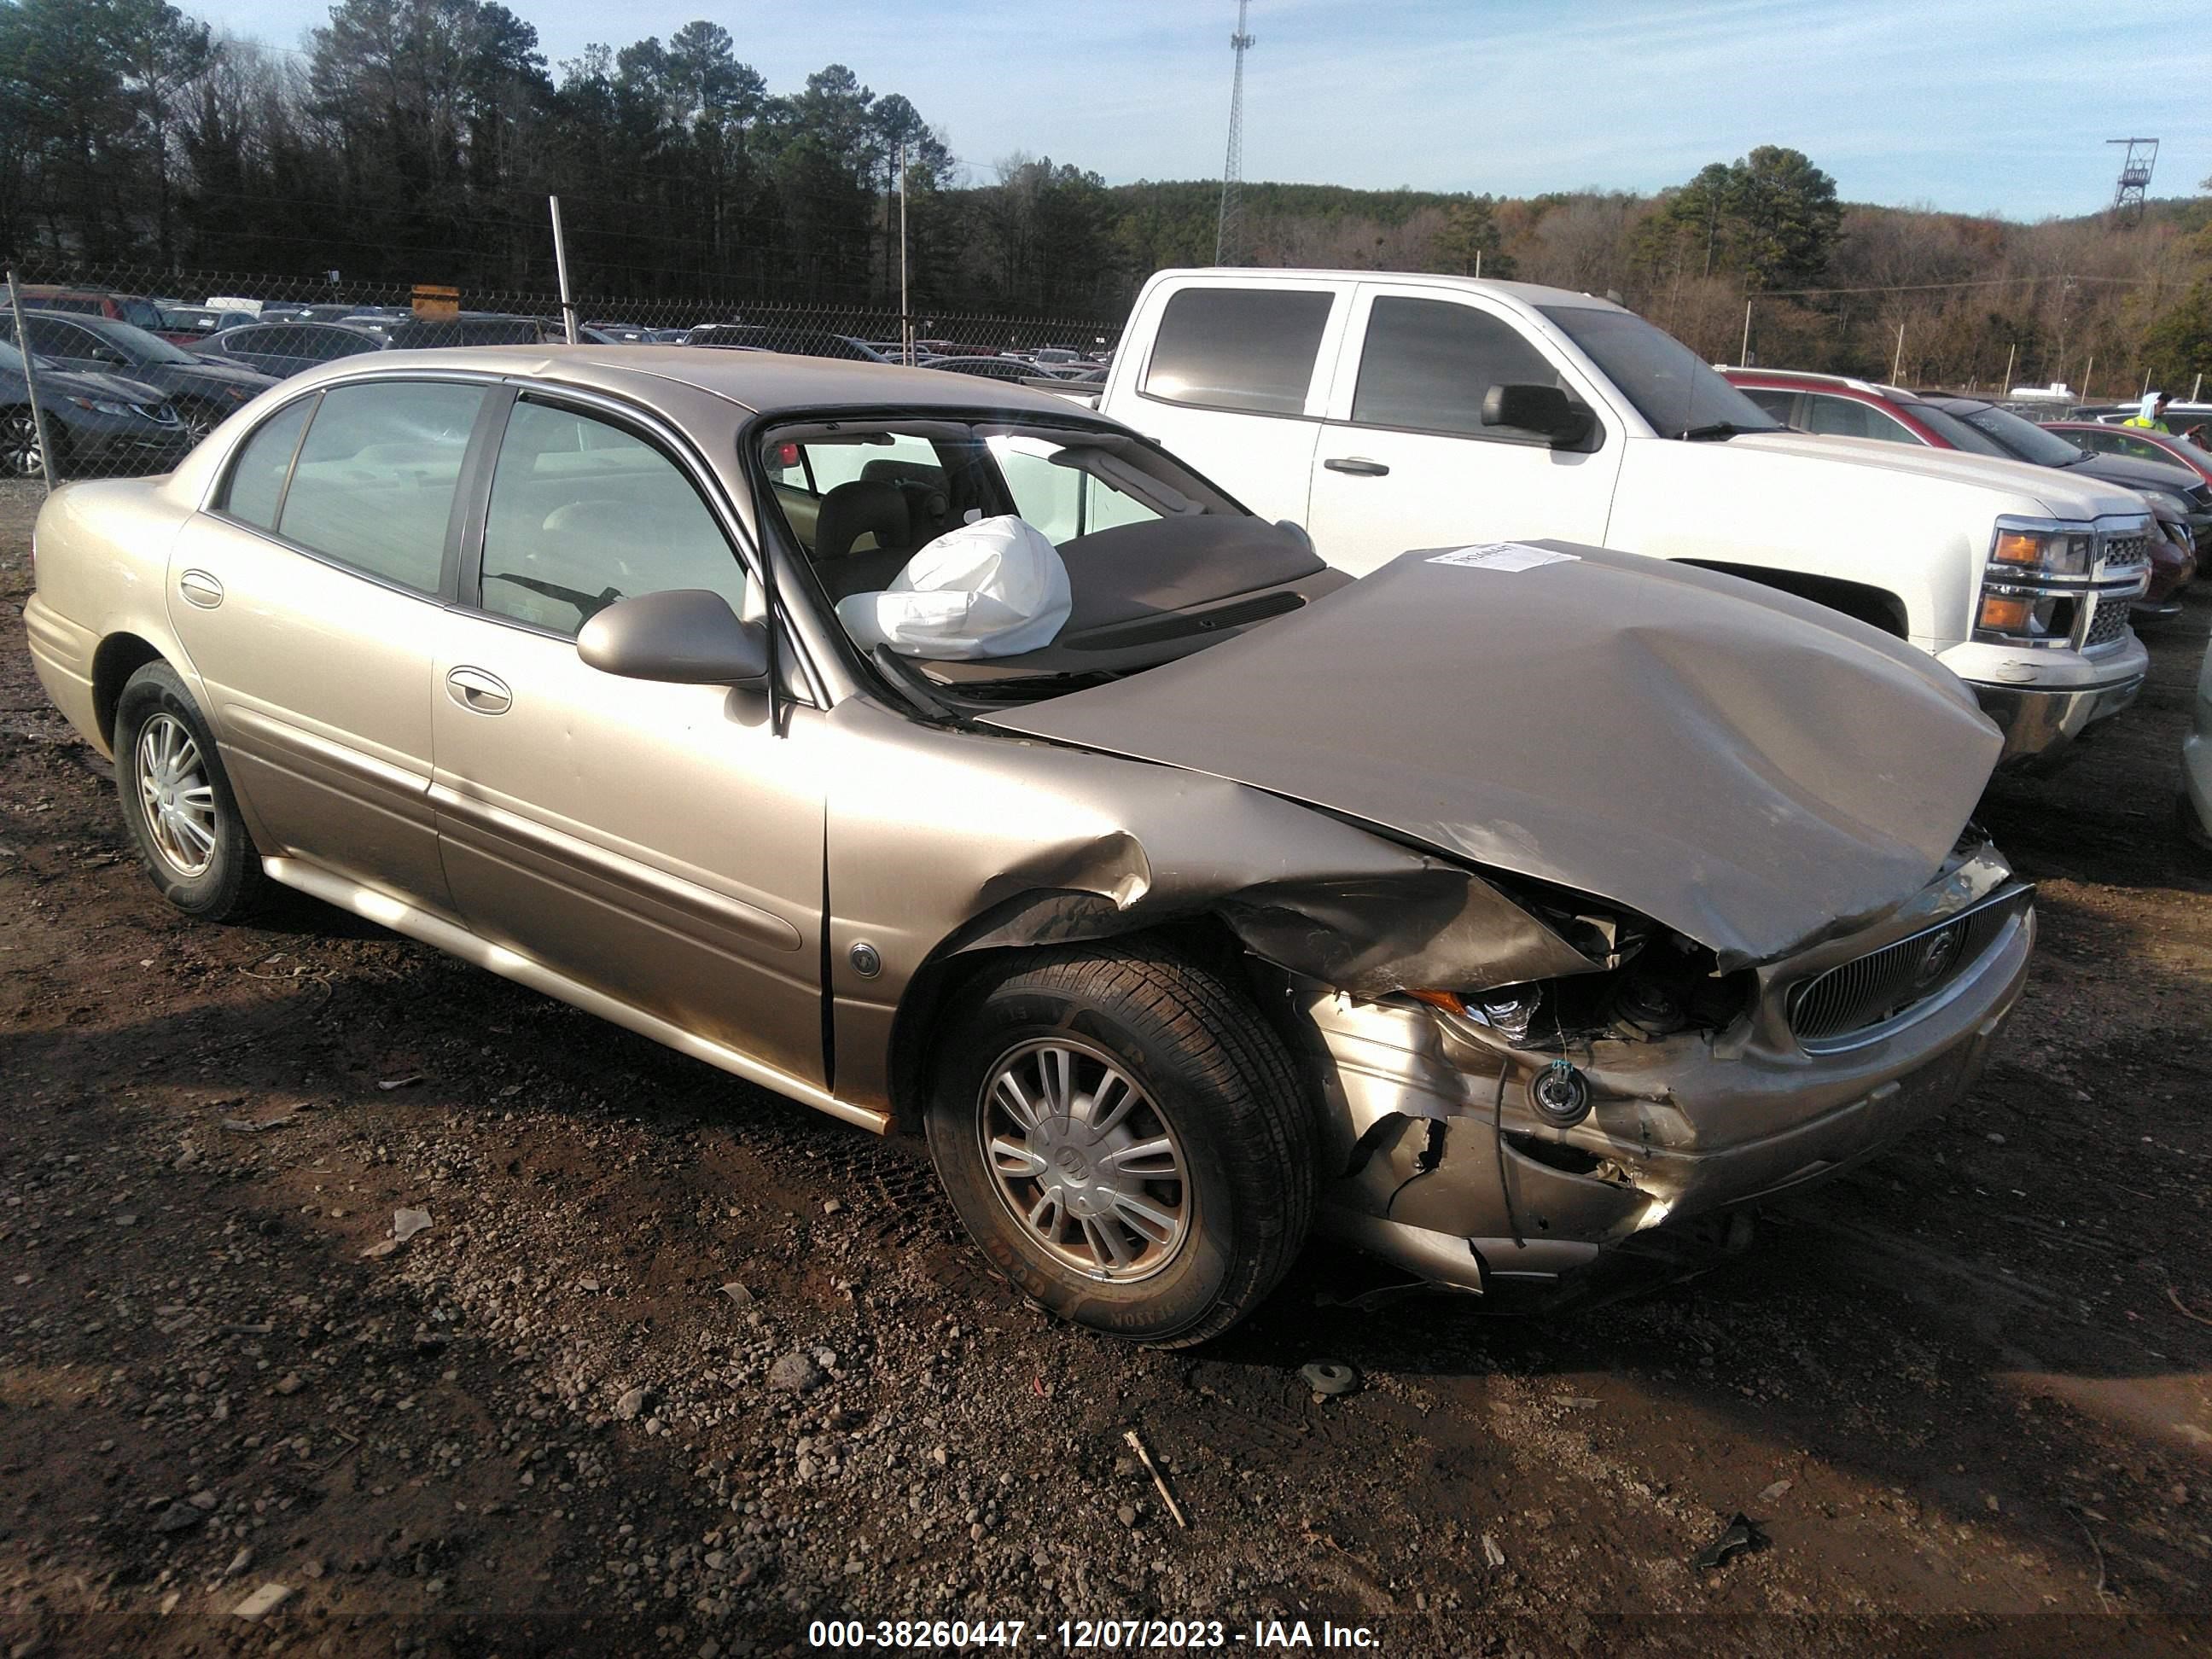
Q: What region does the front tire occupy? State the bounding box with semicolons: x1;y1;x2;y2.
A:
924;944;1315;1347
114;661;267;921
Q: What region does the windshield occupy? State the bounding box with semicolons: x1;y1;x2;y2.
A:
1538;304;1782;437
1954;404;2086;468
0;340;60;375
95;320;195;364
1907;402;2013;457
756;415;1326;702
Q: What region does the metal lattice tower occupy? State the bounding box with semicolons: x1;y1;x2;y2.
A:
2108;137;2158;222
1214;0;1254;265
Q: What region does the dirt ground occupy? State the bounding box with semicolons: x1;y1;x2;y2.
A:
3;474;2211;1659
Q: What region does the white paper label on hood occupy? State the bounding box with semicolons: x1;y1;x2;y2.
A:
1429;543;1581;573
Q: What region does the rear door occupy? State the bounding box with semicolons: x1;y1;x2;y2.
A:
166;376;490;905
1303;284;1620;573
429;388;829;1086
1114;280;1342;525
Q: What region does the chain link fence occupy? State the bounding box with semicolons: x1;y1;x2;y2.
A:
2;264;1121;489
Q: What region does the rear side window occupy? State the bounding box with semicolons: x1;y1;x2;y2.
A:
1803;394;1918;445
276;381;483;593
307;328;379;362
1142;288;1332;416
219;398;313;529
1736;387;1797;423
478;399;746;636
1350;297;1564;437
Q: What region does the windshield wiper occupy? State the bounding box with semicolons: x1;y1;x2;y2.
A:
1677;420;1758;441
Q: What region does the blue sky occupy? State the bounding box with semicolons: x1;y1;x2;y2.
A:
203;0;2206;218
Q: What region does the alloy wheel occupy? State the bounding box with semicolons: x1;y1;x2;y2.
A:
976;1037;1191;1282
0;410;43;478
134;712;218;878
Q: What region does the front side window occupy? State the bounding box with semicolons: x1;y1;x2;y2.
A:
276;381;483;592
479;398;747;636
1350;297;1567;438
1804;394;1918;445
1142;287;1333;416
218;398;313;529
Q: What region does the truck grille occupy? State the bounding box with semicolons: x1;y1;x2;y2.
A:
2103;533;2149;568
1787;897;2019;1049
2083;596;2133;649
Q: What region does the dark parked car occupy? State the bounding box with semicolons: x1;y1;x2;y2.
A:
382;313;556;350
0;339;187;478
0;311;278;445
684;323;888;361
2048;421;2212;485
1924;395;2209;615
189;321;389;381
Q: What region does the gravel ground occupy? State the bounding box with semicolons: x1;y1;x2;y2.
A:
3;474;2211;1657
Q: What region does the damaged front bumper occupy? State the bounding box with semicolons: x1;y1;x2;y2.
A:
1293;872;2034;1295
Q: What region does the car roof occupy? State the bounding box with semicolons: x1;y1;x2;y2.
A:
298;343;1102;418
1150;265;1617;311
1722;366;1924;403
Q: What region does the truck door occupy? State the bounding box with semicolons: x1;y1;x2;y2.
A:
1106;280;1342;528
1304;285;1621;574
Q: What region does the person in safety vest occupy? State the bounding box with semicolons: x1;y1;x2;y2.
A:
2122;391;2208;443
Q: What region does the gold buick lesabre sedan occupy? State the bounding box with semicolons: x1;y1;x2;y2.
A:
24;347;2033;1343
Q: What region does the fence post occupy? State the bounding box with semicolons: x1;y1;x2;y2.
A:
549;195;579;346
5;268;59;493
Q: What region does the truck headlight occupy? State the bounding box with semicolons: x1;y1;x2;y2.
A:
1989;524;2092;577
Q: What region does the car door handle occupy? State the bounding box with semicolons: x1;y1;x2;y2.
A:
1323;456;1390;477
445;667;512;715
177;568;224;608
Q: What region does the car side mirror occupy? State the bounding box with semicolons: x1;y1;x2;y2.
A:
1482;382;1592;445
577;589;769;688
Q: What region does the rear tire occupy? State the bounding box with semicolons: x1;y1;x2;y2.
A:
924;943;1315;1346
113;661;267;921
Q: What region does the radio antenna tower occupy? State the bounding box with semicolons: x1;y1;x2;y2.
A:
2108;137;2158;222
1214;0;1254;265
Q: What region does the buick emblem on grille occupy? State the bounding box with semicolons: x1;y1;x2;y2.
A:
1912;928;1960;989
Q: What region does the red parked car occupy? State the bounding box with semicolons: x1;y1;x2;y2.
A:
1724;369;2197;616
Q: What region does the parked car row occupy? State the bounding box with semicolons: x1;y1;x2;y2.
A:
1724;369;2205;620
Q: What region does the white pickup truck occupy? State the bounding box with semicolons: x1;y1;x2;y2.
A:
1097;268;2152;768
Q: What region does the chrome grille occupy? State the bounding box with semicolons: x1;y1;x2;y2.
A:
1788;899;2017;1048
2103;533;2148;568
2082;597;2131;649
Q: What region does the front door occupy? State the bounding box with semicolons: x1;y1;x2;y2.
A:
429;391;828;1086
1303;285;1621;573
166;378;486;905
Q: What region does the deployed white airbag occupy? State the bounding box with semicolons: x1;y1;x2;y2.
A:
836;515;1072;659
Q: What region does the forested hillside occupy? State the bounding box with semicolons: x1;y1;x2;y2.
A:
5;0;2211;390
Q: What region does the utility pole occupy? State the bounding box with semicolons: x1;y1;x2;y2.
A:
1740;297;1753;366
1214;0;1254;265
1891;320;1905;384
898;142;912;365
2002;341;2017;393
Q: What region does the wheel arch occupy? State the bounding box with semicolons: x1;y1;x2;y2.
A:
883;892;1306;1133
90;632;170;751
1676;560;1911;637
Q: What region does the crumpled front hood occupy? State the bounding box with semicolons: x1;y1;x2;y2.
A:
982;543;2004;969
